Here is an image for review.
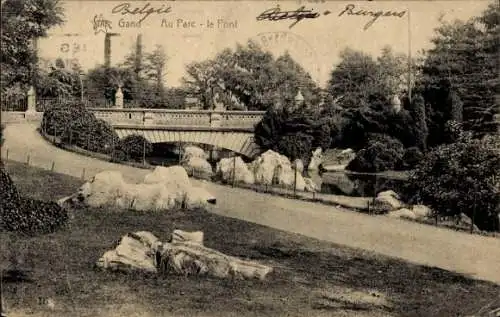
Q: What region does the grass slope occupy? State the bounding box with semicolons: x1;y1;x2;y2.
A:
1;161;498;317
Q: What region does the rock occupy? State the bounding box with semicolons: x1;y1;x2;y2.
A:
388;208;417;220
59;169;216;212
182;156;213;179
171;230;204;244
184;186;217;209
249;150;306;190
182;145;208;161
216;156;255;185
251;150;291;185
96;231;161;273
373;190;403;213
98;230;273;280
158;240;273;280
455;213;480;232
308;148;323;171
304;177;319;192
412;205;432;218
143;166;192;192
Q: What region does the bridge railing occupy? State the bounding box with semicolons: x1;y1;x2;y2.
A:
88;108;265;129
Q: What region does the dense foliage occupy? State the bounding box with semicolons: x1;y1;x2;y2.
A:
41;101;119;154
113;134;153;162
1;0;64;91
405;132;500;231
346;135;404;173
254;107;329;164
0;168;68;235
183;42;321;110
419;3;499;136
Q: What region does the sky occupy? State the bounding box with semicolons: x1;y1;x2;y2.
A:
37;0;493;88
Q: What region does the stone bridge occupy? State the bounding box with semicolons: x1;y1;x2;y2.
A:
2;108;266;158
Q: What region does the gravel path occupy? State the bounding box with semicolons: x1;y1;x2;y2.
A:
3;123;500;284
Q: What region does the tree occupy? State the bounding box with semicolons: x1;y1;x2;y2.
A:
419;4;499;136
36;58;82;98
182;42;320;111
408;94;428;150
144;44;168;89
1;0;64;91
405;131;500;232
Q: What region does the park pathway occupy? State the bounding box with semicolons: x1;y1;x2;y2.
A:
3;123;500;284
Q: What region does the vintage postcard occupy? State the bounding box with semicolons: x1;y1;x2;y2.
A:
1;0;499;316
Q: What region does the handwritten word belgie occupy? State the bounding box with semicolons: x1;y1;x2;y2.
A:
111;2;172;24
256;4;406;30
339;4;406;30
256;5;322;29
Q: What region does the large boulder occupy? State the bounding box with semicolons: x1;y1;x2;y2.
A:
58;169;216;212
250;150;306;190
308;148;324;171
98;230;273;280
387;208;418;220
143;166;191;192
373;190;403;213
181;145;208;161
216;156;255;185
96;231;161;273
412;205;432;218
182;156;213;179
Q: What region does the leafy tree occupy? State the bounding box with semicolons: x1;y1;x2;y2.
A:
419;4;499;136
36;58;82;98
183;42;320;111
327;47;415;109
1;0;64;91
144;44;168;89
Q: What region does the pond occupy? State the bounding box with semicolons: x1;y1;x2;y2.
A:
311;170;410;197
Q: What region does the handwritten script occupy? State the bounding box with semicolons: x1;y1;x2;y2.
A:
339;4;406;30
256;4;406;30
111;2;172;23
256;5;323;28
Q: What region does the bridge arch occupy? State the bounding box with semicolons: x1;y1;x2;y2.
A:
114;126;262;159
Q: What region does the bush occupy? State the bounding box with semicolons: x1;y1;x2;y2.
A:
404;135;500;232
400;147;424;170
276;132;314;163
0;168;68;235
346;134;404;173
41;101;119;155
113;134;153;162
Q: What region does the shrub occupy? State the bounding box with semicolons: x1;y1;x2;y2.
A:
276;132;314;163
400;147;424;170
346;134;404;173
41;101;119;155
113;134;153;162
0;168;68;235
404;135;500;232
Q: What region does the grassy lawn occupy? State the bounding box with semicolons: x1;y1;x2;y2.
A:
1;161;499;317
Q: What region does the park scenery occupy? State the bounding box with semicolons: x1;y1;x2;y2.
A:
1;0;499;316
